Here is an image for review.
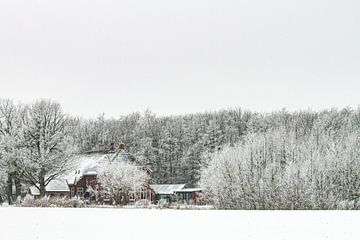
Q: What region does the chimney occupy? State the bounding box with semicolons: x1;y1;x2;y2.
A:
119;143;125;150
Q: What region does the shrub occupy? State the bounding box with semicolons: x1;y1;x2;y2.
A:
18;195;86;208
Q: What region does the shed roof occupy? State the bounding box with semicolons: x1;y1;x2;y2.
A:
150;184;186;194
29;179;70;196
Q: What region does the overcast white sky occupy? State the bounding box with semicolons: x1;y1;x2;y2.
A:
0;0;359;118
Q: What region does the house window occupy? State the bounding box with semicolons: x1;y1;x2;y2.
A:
77;187;84;198
129;191;135;201
70;187;75;197
140;191;147;200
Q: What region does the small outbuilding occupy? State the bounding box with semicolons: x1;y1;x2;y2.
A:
174;188;204;204
29;179;70;198
150;184;186;203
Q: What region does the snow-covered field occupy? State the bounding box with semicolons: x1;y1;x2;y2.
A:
0;207;359;240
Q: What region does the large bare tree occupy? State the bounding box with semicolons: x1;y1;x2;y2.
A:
19;99;74;197
0;99;23;204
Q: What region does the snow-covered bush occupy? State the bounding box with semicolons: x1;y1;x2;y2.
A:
38;196;51;207
156;199;170;209
66;197;86;208
201;125;360;210
176;203;215;210
336;198;360;210
18;195;86;208
131;199;152;208
20;194;35;207
97;161;148;205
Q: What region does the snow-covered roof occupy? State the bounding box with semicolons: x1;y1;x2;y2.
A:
83;171;97;176
174;188;204;193
64;150;135;185
30;179;70;195
150;184;186;194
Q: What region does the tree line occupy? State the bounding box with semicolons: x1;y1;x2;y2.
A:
68;108;253;186
1;98;359;208
201;108;360;209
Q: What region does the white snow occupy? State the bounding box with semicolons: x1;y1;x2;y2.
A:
150;184;186;194
64;154;109;185
0;207;358;240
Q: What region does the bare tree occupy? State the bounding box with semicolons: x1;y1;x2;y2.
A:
0;99;23;204
200;114;360;210
18;99;74;197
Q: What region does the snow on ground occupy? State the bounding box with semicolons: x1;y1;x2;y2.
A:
0;207;359;240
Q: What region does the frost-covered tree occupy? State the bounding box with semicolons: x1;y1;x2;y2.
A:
200;112;360;210
0;99;24;204
2;97;359;208
97;161;148;205
47;104;360;195
0;167;7;204
18;100;75;197
68;108;256;185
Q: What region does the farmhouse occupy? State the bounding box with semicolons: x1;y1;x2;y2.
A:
64;144;154;204
27;144;152;203
29;143;204;205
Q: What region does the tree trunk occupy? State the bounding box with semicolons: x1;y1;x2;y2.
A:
14;172;22;199
6;172;13;205
39;168;46;197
